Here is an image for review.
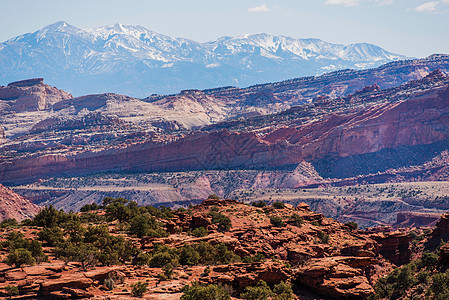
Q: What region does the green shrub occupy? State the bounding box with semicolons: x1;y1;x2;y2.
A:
5;248;35;268
243;253;265;263
208;211;232;232
4;231;47;263
241;280;274;300
290;214;303;227
128;214;160;238
133;252;152;266
317;231;329;244
272;202;285;209
190;226;209;237
252;201;267;208
431;272;449;295
1;218;18;228
5;285;19;298
32;205;79;228
345;221;358;230
180;245;200;266
421;252;439;269
181;282;230;300
105;199;132;222
149;250;178;267
162;263;174;280
131;281;148;297
80;202;99;212
207;194;220;200
270;216;285;227
273;281;293;300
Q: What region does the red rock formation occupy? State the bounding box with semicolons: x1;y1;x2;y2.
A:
431;213;449;237
0;78;72;112
0;183;40;221
371;230;412;266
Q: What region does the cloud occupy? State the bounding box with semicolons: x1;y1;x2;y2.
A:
325;0;361;6
442;0;449;3
248;4;269;12
370;0;394;5
414;1;439;13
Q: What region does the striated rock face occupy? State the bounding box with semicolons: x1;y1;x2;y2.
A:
2;72;449;184
0;183;40;221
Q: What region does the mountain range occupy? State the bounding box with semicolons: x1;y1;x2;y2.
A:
0;21;407;97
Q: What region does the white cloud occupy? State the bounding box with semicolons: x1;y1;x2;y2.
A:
442;0;449;3
370;0;394;5
414;1;439;13
248;4;269;12
325;0;361;6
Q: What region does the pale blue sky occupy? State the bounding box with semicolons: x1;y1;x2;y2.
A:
1;0;448;57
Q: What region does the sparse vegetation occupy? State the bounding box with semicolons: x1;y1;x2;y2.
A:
270;216;285;227
131;281;148;297
181;282;231;300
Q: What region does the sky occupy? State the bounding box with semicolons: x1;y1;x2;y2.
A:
0;0;448;58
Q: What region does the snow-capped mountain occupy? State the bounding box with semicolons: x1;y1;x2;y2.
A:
0;21;407;97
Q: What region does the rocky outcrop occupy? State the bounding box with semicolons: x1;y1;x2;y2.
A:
0;183;40;221
0;78;72;112
296;256;377;298
7;78;44;88
371;230;412;266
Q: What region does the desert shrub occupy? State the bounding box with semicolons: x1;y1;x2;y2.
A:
176;242;240;266
181;282;230;300
421;252;439;269
54;224;134;268
149;249;178;267
162;263;174;280
345;221;358;230
252;201;267;208
131;281;148;297
317;231;329;244
290;214;303;227
32;205;79;228
272;202;285;209
417;270;430;284
5;285;19;298
104;198;132;222
79;212;103;224
273;281;293;300
133;252;152;266
214;242;240;264
1;218;18;228
190;226;209;237
180;244;200;266
3;231;47;263
270;216;285;227
243;253;265;263
207;194;220;200
208;211;232;232
5;248;35;268
241;280;274;300
430;272;449;295
80;202;99;212
128;214;163;238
